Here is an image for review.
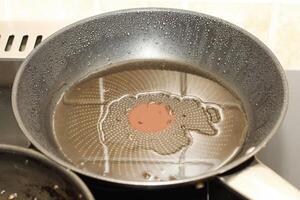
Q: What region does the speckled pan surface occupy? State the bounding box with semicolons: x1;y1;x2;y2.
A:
12;8;287;186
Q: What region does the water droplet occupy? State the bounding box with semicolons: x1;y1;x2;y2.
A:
0;190;5;195
53;185;59;190
143;171;153;180
128;134;134;141
8;193;17;199
223;70;227;74
25;159;29;165
78;194;83;199
126;32;130;36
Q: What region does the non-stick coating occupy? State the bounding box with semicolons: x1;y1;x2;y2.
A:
0;144;94;200
12;8;288;186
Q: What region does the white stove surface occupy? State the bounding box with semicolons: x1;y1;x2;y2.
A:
258;70;300;189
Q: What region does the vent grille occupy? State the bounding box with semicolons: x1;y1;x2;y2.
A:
0;21;70;59
0;33;44;59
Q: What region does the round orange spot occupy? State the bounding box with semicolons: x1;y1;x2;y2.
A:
128;103;174;133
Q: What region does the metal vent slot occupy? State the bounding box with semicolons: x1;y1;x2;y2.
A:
19;35;28;52
0;21;67;59
5;35;14;51
34;35;43;47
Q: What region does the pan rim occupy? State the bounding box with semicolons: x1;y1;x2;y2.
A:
12;7;288;187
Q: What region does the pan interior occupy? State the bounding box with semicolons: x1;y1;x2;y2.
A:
52;60;248;182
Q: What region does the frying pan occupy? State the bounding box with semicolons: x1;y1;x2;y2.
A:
12;8;300;199
0;144;94;200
